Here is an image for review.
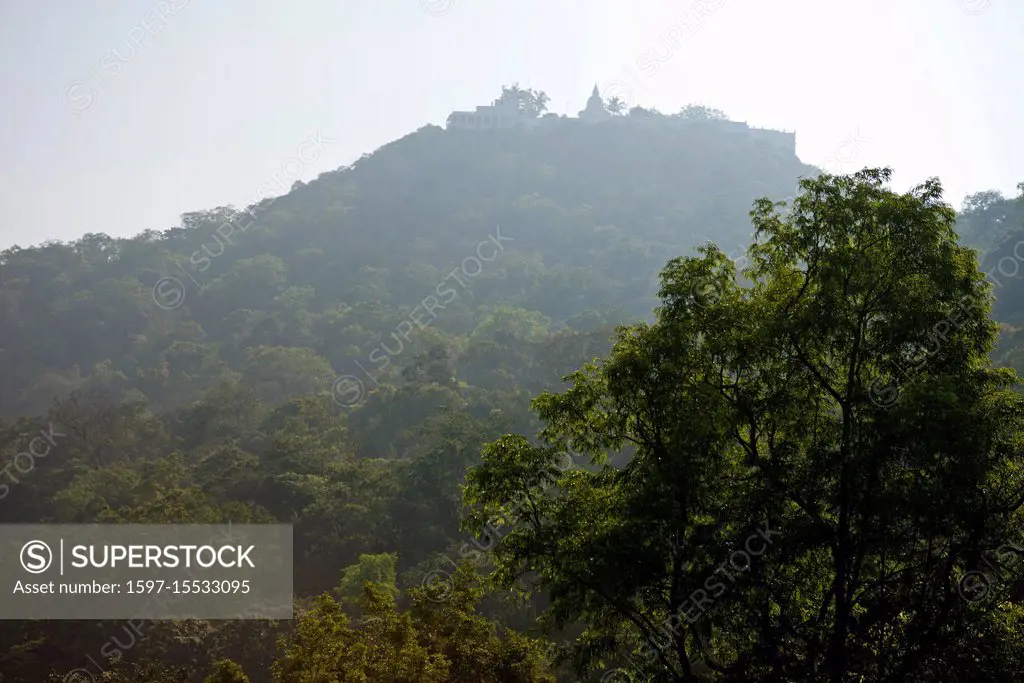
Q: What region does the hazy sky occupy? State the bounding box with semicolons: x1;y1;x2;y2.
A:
0;0;1021;249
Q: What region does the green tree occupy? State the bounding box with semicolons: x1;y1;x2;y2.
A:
241;345;334;402
495;83;550;117
272;593;359;682
204;659;251;683
676;104;728;121
529;89;551;117
464;169;1024;682
338;552;400;605
605;96;626;115
273;568;555;682
958;188;1021;254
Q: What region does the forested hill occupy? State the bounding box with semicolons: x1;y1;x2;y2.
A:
0;109;818;682
5;104;1023;682
0;114;814;419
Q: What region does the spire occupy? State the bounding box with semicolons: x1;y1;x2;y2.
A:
579;83;610;120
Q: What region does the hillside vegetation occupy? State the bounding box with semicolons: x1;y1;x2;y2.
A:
2;98;1024;682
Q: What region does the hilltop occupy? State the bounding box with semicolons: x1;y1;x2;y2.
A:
4;92;1024;681
0;95;822;681
0;100;814;419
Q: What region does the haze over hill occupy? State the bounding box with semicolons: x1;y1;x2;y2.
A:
3;4;1024;683
0;105;813;418
1;0;1022;248
2;86;1024;679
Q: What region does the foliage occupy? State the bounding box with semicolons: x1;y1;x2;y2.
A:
204;660;251;683
495;83;551;118
958;187;1024;256
675;104;729;121
3;95;1023;681
272;569;555;682
464;170;1024;681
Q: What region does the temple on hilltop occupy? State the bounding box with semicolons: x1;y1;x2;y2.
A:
578;84;611;123
443;84;797;155
445;96;533;131
446;85;613;130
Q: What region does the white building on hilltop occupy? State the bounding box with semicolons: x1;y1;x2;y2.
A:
446;85;608;130
444;86;797;155
446;97;539;131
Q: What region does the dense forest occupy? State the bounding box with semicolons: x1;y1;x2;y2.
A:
2;88;1024;682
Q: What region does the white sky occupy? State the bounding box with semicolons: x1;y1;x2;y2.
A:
0;0;1021;248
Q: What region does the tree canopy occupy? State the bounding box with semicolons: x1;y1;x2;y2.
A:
3;95;1023;681
464;169;1024;681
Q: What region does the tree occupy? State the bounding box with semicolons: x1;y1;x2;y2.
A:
240;345;334;402
464;169;1024;681
272;593;359;682
958;188;1023;256
204;659;251;683
605;96;626;115
629;105;663;117
273;571;555;682
498;82;526;105
532;90;550;117
676;104;728;121
496;83;549;117
11;78;1019;680
337;552;399;606
962;190;1006;215
401;344;457;388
